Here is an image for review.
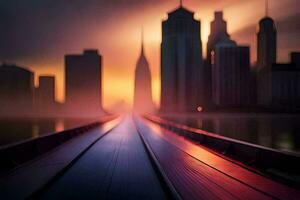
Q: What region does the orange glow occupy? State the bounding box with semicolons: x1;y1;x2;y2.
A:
200;18;210;58
55;119;65;132
211;51;215;65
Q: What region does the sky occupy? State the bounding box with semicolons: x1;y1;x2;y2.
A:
0;0;300;111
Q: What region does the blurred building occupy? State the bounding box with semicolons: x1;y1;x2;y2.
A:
133;31;154;113
65;50;102;113
207;11;230;66
205;11;231;107
36;75;56;109
212;40;252;107
291;52;300;65
256;6;277;107
271;53;300;111
160;3;204;113
0;63;34;109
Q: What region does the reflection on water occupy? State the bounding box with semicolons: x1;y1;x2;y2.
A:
55;119;65;132
164;114;300;153
0;118;96;147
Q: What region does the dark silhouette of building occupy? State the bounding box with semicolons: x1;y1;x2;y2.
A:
205;11;231;107
0;63;34;109
257;0;277;106
207;11;230;66
212;40;252;107
160;3;204;113
271;53;300;111
36;75;56;109
255;2;300;112
291;52;300;65
65;50;102;113
133;30;154;113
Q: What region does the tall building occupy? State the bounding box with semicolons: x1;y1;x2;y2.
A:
205;11;231;107
133;30;154;113
212;40;251;107
257;0;277;106
207;11;230;66
36;75;56;108
160;3;204;112
0;63;34;112
271;53;300;111
65;50;102;112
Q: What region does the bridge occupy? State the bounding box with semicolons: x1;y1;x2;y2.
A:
1;115;300;200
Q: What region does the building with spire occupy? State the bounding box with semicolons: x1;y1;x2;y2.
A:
255;1;300;111
257;0;277;106
160;2;204;113
133;29;154;113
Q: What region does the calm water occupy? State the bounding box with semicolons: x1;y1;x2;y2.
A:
163;114;300;153
0;118;96;147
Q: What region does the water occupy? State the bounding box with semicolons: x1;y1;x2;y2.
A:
0;118;96;147
162;114;300;153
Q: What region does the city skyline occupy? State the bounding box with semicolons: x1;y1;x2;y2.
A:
1;2;300;198
1;0;300;111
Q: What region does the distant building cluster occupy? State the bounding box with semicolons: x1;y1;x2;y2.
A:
160;3;300;113
0;50;103;117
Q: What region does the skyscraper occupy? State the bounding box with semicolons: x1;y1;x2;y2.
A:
160;3;204;113
65;50;102;113
212;40;251;107
257;0;277;106
207;11;230;66
205;11;231;107
133;30;154;113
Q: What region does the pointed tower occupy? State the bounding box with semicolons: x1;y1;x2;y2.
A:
133;29;154;113
257;0;277;106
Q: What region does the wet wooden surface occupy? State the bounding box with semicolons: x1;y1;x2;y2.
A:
2;115;300;200
0;118;119;199
135;117;300;200
39;116;168;200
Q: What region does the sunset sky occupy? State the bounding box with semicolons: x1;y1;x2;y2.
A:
1;0;299;111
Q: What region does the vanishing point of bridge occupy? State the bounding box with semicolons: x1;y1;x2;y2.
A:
1;115;300;200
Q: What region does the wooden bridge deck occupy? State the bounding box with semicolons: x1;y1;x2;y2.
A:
1;115;299;200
